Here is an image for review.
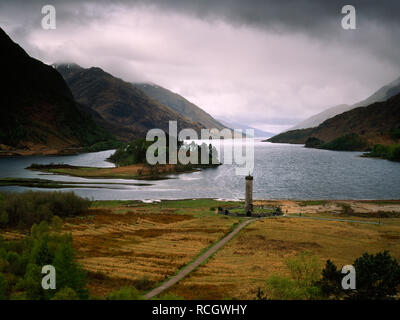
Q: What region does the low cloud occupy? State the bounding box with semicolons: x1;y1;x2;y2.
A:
1;1;400;133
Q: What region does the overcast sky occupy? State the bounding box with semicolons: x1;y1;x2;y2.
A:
1;0;400;133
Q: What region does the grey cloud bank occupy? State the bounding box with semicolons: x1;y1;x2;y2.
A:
1;0;399;133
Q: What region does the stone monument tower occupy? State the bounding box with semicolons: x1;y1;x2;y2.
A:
245;174;253;215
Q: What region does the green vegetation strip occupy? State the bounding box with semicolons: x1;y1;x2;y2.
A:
0;178;152;188
363;144;400;161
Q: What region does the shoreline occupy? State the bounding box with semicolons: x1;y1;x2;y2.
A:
26;163;218;181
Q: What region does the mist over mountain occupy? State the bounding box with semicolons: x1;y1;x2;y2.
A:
218;119;274;138
268;92;400;150
55;64;205;141
290;76;400;131
134;83;226;131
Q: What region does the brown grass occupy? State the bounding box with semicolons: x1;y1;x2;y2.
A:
2;199;400;299
165;215;400;300
42;163;196;179
63;204;240;298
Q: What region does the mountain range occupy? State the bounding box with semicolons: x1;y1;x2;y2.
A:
2;25;399;156
267;92;400;150
218;119;274;138
0;26;226;155
0;28;111;155
290;76;400;130
55;64;206;141
133;83;227;131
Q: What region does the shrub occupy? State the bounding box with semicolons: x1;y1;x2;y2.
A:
352;251;400;300
51;287;79;300
0;273;7;300
50;216;63;232
339;203;354;216
367;144;400;161
107;286;142;300
317;251;400;300
154;294;184;300
263;251;323;300
0;222;89;300
132;276;153;291
53;236;88;299
23;263;45;300
315;259;344;299
0;191;90;229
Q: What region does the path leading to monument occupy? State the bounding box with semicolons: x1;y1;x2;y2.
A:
144;218;254;299
144;214;381;299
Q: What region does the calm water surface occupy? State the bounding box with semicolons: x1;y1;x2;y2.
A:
0;140;399;200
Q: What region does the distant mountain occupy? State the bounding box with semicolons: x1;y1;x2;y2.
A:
218;119;274;138
0;28;111;155
289;104;350;131
55;64;205;141
134;83;226;130
267;92;400;150
290;76;400;130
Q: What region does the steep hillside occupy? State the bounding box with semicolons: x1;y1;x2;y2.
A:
56;64;205;141
290;76;400;130
0;28;111;156
267;93;400;150
134;83;226;130
266;128;314;144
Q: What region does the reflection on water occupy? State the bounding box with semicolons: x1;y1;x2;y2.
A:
0;140;399;200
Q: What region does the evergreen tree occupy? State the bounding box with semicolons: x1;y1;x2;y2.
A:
316;259;343;299
53;235;88;299
351;251;400;300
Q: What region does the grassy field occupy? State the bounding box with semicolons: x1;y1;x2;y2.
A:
164;203;400;299
1;198;399;299
63;199;241;298
27;163;202;180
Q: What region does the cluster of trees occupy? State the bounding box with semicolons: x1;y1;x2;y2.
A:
368;144;400;161
305;133;368;151
391;127;400;141
0;191;181;300
257;251;400;300
0;191;91;229
179;141;220;167
108;138;156;166
0;221;88;300
108;136;219;167
84;139;125;153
